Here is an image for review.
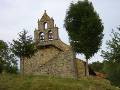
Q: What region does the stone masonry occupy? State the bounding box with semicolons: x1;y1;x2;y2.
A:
21;10;85;78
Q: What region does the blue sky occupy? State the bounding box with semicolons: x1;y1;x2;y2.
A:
0;0;120;63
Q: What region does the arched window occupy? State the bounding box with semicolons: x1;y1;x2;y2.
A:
48;30;53;40
44;22;48;30
39;32;45;41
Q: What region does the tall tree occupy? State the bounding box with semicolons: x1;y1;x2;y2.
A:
64;0;104;76
11;30;36;74
102;27;120;87
0;40;17;73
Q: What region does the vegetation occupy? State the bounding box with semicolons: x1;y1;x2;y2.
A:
89;61;105;73
0;40;17;74
0;74;119;90
64;0;104;76
90;27;120;87
0;30;36;74
102;27;120;87
10;30;36;74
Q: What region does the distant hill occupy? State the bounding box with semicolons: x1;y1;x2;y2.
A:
0;74;119;90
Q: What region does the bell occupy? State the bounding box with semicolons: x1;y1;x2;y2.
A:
49;35;52;39
40;36;44;41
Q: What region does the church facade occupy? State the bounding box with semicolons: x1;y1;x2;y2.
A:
21;11;85;78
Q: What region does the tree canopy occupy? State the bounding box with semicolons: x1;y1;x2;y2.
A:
11;30;36;59
0;40;17;73
64;0;104;76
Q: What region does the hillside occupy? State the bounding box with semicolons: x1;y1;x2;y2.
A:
0;74;119;90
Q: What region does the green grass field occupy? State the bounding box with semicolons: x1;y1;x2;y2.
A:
0;74;119;90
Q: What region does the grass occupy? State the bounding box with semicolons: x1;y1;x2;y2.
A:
0;74;120;90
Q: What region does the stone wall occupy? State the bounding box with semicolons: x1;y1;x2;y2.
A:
24;46;59;73
23;44;76;78
20;40;86;78
75;58;85;78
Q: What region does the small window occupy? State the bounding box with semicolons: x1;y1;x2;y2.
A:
39;32;45;41
44;22;47;30
48;30;53;40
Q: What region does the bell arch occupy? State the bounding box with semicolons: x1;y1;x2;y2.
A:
39;32;45;41
48;30;53;40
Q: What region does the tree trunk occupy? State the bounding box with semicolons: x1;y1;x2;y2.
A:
85;59;89;76
20;57;22;73
20;56;24;75
73;52;78;79
22;57;24;75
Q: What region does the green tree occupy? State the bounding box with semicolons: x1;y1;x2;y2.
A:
102;27;120;87
0;40;17;73
64;0;104;76
89;61;105;73
11;30;36;74
0;40;7;73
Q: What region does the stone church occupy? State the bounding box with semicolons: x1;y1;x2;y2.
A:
21;11;85;78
